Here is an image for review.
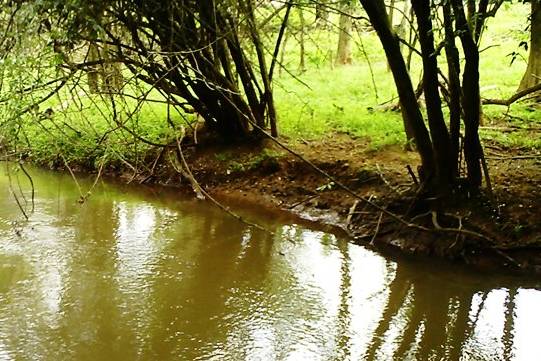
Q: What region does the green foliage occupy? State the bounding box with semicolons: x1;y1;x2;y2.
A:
272;2;538;151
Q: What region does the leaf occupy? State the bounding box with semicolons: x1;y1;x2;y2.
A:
316;181;335;192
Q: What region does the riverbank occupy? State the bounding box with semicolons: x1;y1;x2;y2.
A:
101;132;541;275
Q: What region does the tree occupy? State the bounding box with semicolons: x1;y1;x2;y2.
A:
518;0;541;92
336;1;355;66
357;0;499;195
31;0;283;140
315;0;330;28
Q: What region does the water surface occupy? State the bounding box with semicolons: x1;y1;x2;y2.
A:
0;164;540;360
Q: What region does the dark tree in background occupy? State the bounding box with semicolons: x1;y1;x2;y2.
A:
315;0;330;28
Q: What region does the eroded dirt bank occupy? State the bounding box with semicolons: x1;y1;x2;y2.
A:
125;134;541;274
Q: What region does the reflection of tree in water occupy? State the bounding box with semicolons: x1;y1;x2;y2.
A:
362;261;521;361
335;240;352;361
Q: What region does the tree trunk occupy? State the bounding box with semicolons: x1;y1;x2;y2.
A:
519;0;541;92
358;0;435;180
315;1;329;28
398;103;416;148
101;42;123;94
336;3;353;66
386;0;396;72
243;0;278;136
443;1;462;178
405;4;417;71
87;43;100;93
278;28;289;77
298;7;306;72
411;0;453;187
452;0;483;188
388;0;396;28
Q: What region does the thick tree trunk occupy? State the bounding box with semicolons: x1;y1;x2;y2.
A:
358;0;435;180
195;83;251;140
336;3;353;66
519;0;541;92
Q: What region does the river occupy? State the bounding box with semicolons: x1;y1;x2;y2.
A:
0;164;540;360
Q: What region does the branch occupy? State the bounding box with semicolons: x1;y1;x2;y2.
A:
483;83;541;106
269;0;293;83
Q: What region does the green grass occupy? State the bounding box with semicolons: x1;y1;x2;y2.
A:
272;2;539;150
274;65;406;149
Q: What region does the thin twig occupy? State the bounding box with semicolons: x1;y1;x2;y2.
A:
346;200;360;228
18;161;34;213
369;212;383;245
406;164;419;186
174;133;272;235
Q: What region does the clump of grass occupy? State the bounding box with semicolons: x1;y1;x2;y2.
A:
247;148;282;170
220;149;282;174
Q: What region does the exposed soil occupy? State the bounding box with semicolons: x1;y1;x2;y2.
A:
128;132;541;274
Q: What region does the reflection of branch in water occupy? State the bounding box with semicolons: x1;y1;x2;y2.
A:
5;162;30;220
18;161;35;212
364;263;412;360
411;284;453;359
471;291;489;325
448;294;476;361
503;288;517;361
335;241;352;360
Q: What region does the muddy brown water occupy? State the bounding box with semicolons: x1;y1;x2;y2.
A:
0;164;540;361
